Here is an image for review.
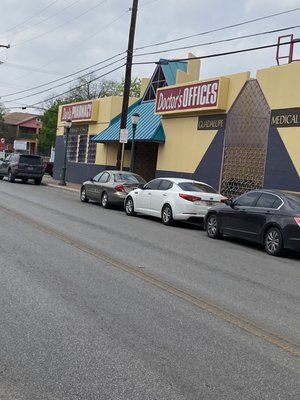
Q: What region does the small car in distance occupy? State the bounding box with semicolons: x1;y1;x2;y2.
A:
80;170;146;208
0;153;44;184
205;189;300;256
124;177;227;225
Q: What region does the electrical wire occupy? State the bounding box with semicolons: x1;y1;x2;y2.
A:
132;39;294;65
0;0;61;36
13;0;108;47
4;58;126;104
133;24;300;57
134;6;300;51
1;51;127;98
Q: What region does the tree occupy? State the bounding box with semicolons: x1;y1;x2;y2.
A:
38;100;64;154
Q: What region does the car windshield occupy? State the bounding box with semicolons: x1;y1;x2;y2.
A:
178;182;217;193
19;156;42;165
114;173;145;184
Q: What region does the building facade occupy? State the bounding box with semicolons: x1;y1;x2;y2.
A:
54;55;300;196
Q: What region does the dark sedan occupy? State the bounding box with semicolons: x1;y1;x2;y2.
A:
80;170;146;208
205;189;300;256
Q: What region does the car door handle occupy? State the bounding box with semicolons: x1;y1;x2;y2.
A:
163;193;167;196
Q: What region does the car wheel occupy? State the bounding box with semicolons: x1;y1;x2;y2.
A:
162;204;174;225
0;176;3;180
264;226;283;256
34;178;42;185
206;213;222;239
80;186;89;203
125;197;136;216
101;192;110;208
22;178;28;183
8;170;15;182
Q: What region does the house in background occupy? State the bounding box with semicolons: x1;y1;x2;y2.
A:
1;112;42;154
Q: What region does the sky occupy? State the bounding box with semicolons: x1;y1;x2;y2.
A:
1;0;300;114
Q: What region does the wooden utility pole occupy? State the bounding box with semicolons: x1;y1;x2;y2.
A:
116;0;138;169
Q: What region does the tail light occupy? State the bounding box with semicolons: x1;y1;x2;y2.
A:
294;217;300;227
221;198;228;203
179;193;202;202
115;184;125;192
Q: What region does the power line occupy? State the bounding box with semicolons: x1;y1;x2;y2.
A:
1;51;127;98
4;58;126;104
134;6;300;51
13;0;108;47
132;40;294;65
0;0;61;37
133;24;300;57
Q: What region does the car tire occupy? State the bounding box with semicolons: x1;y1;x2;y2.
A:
125;197;136;216
80;186;89;203
0;176;3;180
8;170;15;182
101;192;110;208
22;178;28;183
34;178;42;185
264;226;283;256
162;204;174;225
206;213;222;239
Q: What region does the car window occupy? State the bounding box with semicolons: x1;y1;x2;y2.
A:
113;173;145;184
286;194;300;210
178;182;217;193
93;173;103;182
98;172;110;183
255;193;282;208
158;180;173;190
19;155;42;165
144;179;161;190
234;192;260;207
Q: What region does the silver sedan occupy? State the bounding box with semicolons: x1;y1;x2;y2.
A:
80;170;146;208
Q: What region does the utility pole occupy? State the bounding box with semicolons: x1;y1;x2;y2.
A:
116;0;138;170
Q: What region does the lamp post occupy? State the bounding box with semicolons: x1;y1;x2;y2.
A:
130;112;140;172
59;119;72;186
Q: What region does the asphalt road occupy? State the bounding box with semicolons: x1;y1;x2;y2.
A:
0;179;299;400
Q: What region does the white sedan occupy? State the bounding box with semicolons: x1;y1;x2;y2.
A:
124;177;227;225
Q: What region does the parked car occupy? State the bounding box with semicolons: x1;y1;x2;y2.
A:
124;177;227;225
205;189;300;256
80;170;146;208
0;153;44;185
43;160;53;177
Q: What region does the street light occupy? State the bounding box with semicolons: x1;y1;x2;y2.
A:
59;119;72;186
130;112;140;172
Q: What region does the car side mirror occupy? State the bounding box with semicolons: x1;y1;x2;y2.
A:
138;183;145;189
226;199;234;207
90;177;94;182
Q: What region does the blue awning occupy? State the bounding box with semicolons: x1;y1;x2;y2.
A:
93;100;165;143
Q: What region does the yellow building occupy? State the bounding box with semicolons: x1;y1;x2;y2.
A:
55;54;300;195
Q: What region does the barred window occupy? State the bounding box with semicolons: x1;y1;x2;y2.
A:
87;135;96;164
78;134;88;162
67;135;78;162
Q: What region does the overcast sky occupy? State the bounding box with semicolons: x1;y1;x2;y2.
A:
1;0;300;114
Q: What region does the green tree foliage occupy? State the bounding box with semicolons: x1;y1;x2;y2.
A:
38;100;64;153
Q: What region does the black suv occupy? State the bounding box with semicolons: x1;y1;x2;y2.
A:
0;154;44;185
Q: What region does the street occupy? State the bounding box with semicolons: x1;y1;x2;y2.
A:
0;179;299;400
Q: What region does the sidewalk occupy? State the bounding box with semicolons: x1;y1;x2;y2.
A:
42;174;81;192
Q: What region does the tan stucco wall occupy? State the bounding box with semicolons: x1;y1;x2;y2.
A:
257;63;300;176
158;71;250;173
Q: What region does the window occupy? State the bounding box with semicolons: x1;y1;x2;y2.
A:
98;172;110;183
234;191;260;207
256;193;282;208
178;182;217;193
87;135;96;164
78;134;87;162
158;179;173;190
142;66;167;102
67;135;78;162
144;179;161;190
